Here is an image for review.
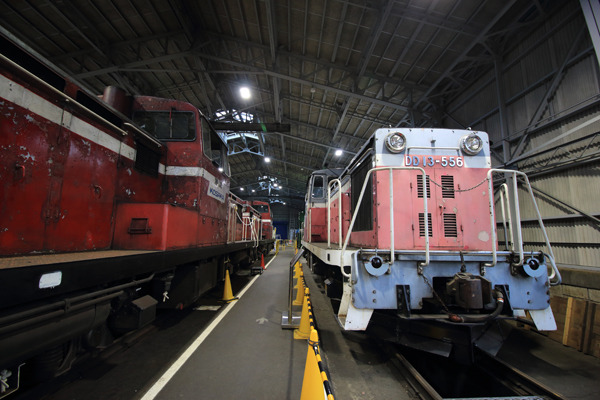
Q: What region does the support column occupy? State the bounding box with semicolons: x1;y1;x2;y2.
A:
581;0;600;67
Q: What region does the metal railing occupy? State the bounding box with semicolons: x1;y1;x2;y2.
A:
327;166;560;286
339;166;429;278
281;248;305;329
326;179;342;249
486;169;561;285
498;183;513;250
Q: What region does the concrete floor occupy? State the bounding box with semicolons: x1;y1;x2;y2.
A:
138;247;413;400
143;249;307;400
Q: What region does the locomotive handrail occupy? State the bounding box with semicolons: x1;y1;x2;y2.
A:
327;179;342;250
498;183;514;250
544;253;562;285
123;122;164;148
0;52;163;149
340;166;429;278
485;169;560;285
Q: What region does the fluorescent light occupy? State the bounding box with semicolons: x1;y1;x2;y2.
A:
240;87;251;99
335;149;343;156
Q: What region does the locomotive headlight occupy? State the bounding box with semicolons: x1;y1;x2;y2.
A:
460;133;483;155
385;132;406;153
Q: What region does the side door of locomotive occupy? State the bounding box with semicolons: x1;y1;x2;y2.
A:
199;117;229;242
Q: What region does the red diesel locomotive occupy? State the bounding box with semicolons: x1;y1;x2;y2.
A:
252;200;274;241
0;28;273;391
302;127;561;362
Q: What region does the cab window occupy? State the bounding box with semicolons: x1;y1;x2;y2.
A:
133;111;195;140
254;204;270;214
311;176;324;199
202;119;229;173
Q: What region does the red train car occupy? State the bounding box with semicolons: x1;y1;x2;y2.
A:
0;28;273;390
251;200;274;240
302;127;561;362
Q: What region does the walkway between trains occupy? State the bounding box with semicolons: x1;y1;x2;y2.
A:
138;248;307;399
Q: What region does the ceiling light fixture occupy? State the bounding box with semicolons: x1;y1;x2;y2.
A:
335;149;343;156
264;157;271;163
240;86;251;100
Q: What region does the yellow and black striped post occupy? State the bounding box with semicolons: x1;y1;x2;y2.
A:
300;329;335;400
294;288;312;340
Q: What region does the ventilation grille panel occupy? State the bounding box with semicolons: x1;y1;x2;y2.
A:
441;175;455;198
443;213;458;237
417;175;431;198
419;213;433;237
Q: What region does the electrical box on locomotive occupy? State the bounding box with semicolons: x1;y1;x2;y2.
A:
0;27;273;393
302;127;561;362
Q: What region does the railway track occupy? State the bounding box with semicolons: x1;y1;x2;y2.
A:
389;343;567;400
473;347;566;400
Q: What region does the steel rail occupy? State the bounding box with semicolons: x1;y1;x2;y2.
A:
474;347;568;400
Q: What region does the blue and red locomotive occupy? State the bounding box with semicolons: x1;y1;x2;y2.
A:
302;127;561;362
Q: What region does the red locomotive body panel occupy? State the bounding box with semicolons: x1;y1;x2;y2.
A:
307;206;328;242
0;72;127;254
1;60;236;255
344;167;492;252
251;201;274;240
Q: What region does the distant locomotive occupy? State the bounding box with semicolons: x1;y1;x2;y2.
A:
251;200;274;240
0;28;273;392
302;127;561;362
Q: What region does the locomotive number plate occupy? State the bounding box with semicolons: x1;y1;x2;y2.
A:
405;155;464;168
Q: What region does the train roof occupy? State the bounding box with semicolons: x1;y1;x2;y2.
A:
310;168;344;178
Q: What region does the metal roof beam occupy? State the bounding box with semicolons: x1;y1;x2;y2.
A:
201;31;428;92
212;122;291;132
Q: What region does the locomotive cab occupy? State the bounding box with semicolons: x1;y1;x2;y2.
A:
251;201;274;240
112;97;230;250
304;169;344;243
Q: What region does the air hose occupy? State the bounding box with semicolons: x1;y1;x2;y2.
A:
448;288;505;323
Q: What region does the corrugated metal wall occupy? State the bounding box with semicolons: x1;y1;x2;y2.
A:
445;2;600;268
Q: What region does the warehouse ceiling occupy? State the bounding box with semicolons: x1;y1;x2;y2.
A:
0;0;563;208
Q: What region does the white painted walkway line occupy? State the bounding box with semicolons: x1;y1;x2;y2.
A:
139;254;278;400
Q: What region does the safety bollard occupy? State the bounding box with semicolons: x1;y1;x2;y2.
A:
293;262;302;279
221;270;238;303
293;288;311;340
294;270;304;292
292;277;306;306
300;329;335;400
